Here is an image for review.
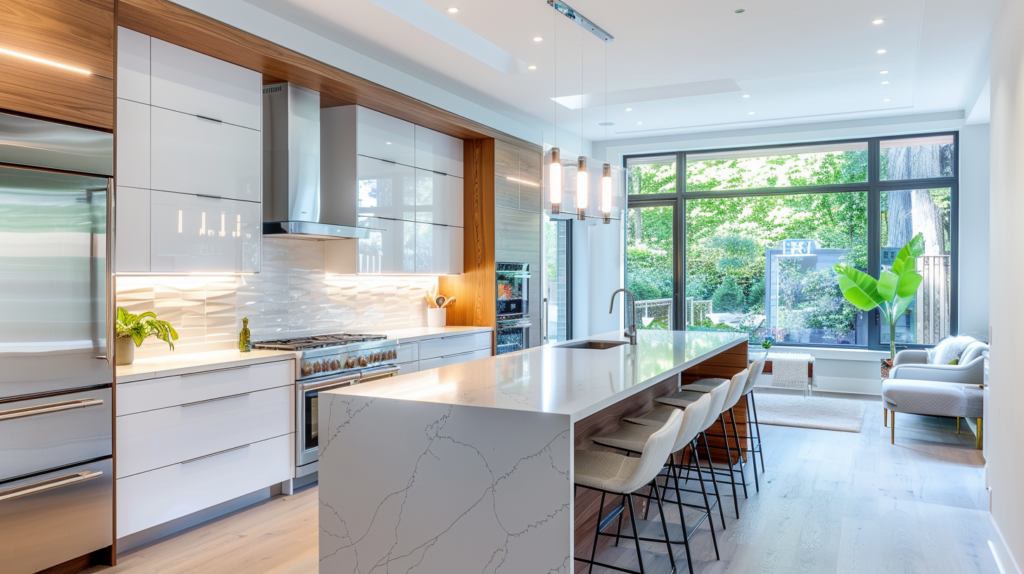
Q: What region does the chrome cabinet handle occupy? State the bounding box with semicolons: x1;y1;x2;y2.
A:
196;194;222;200
0;471;104;503
180;392;250;408
0;398;104;422
181;444;248;465
196;115;222;123
180;365;249;377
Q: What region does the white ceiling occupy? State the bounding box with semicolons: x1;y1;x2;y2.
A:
244;0;1001;142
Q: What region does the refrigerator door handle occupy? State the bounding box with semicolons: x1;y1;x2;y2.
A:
0;398;105;422
0;470;104;503
106;179;114;369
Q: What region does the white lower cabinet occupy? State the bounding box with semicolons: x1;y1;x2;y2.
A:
150;190;261;273
116;385;292;478
395;361;419;375
419;332;493;360
151;107;261;203
419;348;491;370
117;434;291;538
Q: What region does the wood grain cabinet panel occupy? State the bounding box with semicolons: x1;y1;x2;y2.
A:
494;140;520;210
0;0;114;129
518;149;542;213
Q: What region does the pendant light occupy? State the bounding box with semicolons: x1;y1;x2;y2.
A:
576;157;588;220
550;148;562;214
601;163;612;223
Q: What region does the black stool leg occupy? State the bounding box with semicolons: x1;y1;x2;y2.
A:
651;479;679;574
614;495;625;547
719;413;741;518
588;491;606;574
702;432;726;528
691;439;720;560
626;494;646;574
750;391;766;473
729;407;750;499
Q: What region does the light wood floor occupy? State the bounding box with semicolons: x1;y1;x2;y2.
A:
86;396;998;574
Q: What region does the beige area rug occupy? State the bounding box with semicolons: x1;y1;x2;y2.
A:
753;392;866;433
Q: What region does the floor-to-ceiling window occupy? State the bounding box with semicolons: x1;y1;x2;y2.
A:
543;218;572;343
625;133;958;350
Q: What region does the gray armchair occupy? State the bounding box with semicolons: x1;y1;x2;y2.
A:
889;342;988;385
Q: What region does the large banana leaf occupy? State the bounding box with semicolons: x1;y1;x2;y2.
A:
891;233;925;276
833;265;884;311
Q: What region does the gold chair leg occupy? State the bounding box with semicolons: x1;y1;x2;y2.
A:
976;418;983;450
884;407;888;427
956;417;960;434
891;412;895;445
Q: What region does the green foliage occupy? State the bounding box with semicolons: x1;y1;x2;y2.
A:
116;307;179;350
712;276;745;313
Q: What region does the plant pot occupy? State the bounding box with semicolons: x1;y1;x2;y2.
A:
427;308;447;328
116;337;136;366
881;358;893;379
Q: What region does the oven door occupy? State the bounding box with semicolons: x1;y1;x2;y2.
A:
496;264;530;318
296;373;359;469
496;318;531;355
359;365;401;383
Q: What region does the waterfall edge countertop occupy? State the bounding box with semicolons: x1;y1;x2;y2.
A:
329;329;747;422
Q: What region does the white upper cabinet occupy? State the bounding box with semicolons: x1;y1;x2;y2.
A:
415;223;462;274
357;155;416;221
357;107;415;166
446;175;464;227
414;171;464;228
115;186;150;273
414;126;464;177
117;27;150;104
382;218;417;274
116;99;150;190
150;191;261;273
151;107;261;202
449;227;464;274
150;38;261;131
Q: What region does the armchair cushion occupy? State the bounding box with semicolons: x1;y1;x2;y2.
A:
889;356;984;385
882;379;983;419
927;336;976;365
893;349;929;366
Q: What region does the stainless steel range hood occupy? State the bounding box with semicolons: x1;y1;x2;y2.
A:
262;83;368;240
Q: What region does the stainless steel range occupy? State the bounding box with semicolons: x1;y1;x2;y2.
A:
253;334;401;478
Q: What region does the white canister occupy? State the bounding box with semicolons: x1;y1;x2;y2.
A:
427;308;447;327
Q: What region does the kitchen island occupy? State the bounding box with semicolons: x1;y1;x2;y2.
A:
318;330;748;573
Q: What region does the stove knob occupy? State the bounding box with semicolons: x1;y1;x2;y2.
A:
312;361;322;373
359;356;368;367
301;363;313;376
330;359;341;370
322;360;332;371
389;350;397;360
345;358;355;369
374;353;382;363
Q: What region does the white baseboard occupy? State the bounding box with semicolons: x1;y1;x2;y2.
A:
990;512;1022;574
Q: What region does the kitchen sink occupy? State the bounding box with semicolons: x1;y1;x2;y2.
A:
557;340;628;350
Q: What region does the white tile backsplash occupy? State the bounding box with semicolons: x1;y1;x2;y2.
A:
117;238;438;359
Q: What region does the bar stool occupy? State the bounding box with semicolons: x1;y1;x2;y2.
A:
625;378;732;531
574;409;684;574
590;393;715;571
655;369;750;518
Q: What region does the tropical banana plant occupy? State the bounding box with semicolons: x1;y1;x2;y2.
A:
833;233;924;359
116;307;179;350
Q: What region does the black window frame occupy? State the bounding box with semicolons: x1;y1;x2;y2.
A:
624;132;959;351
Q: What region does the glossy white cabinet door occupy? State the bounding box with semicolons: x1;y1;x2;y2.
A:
150;191;261;273
380;218;416;274
447;174;464;227
151;107;261;203
115;186;150;273
357;155;415;222
416;223;456;274
449;226;464;274
415;171;464;228
414;125;463;177
116;99;150;190
357;107;415;166
356;217;384;274
150;38;262;130
117;27;150;104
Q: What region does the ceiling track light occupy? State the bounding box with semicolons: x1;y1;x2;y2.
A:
547;0;614;42
576;157;588;220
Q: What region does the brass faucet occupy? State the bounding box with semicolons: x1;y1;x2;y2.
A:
609;288;637;345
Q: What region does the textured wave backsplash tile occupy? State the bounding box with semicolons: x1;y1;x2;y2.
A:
118;238;438;359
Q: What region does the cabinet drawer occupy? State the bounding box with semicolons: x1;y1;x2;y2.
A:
151;38;261;130
419;332;493;360
0;459;112;574
395;361;419;375
419;348;491;370
414;125;463;177
395;343;418;363
117;434;290;538
117;360;293;416
117;99;150;190
115;186;151;273
117;385;292;478
357;107;415;165
0;388;111;483
151;107;261;202
149;190;261;273
357;155;415;221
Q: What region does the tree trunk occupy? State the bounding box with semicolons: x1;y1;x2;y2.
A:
885;146;943;253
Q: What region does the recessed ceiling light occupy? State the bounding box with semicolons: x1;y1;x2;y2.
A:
881;80;889;85
880;70;889;74
528;65;537;70
877;49;887;54
637;121;643;125
872;19;885;25
447;7;459;13
735;8;746;13
625;107;632;111
883;98;891;102
749;111;755;115
533;36;543;42
742;94;750;98
386;142;392;145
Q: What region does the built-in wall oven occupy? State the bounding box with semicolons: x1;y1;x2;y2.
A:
496;263;531;355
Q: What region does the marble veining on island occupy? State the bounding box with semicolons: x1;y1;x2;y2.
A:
318;330;746;574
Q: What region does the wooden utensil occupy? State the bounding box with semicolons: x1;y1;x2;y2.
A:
425;292;437;308
440;297;456;309
435;295;446;308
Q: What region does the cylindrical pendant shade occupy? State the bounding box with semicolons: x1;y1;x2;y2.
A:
601;163;612;224
576;157;588;220
549;148;562;214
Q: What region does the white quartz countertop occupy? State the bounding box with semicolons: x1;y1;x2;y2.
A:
328;330;746;421
373;326;492;344
116;349;296;384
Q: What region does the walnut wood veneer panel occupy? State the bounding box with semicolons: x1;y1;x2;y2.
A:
0;0;115;129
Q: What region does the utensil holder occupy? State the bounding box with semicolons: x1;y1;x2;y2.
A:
427;308;447;327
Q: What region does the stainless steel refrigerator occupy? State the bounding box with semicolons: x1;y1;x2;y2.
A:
0;112;115;573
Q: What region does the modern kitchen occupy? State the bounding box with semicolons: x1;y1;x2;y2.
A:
4;1;1020;574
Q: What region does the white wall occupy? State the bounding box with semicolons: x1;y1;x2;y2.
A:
958;124;991;340
988;0;1024;570
571;218;624;338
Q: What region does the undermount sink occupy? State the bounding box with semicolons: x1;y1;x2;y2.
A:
557;340;628;350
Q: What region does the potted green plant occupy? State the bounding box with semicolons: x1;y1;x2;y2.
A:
833;233;924;378
115;307;179;366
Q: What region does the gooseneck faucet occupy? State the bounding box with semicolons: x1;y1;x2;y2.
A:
609;288;638;345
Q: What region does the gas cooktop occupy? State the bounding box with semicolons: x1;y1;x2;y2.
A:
252;333;386;351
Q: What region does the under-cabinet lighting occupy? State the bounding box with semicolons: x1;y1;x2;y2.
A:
576;157;588;220
0;47;92;75
507;177;540;187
